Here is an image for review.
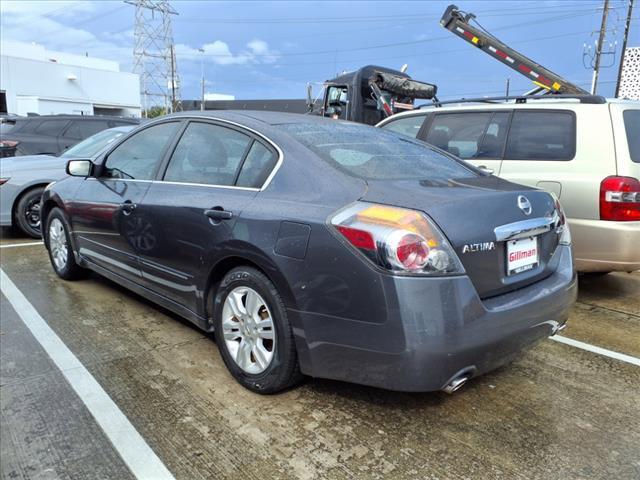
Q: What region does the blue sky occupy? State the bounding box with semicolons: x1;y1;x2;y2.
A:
1;0;638;101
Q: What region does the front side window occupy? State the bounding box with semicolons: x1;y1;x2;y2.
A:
63;128;129;158
325;85;349;119
425;112;493;159
504;110;575;160
279;122;476;181
164;122;252;186
103;122;179;180
623;110;640;163
380;114;426;138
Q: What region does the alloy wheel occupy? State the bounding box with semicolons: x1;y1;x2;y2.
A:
49;218;68;271
24;198;41;232
221;286;276;374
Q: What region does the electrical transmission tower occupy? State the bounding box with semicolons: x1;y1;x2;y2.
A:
126;0;181;116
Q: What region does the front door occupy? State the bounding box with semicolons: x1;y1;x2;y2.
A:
71;121;181;283
134;120;278;313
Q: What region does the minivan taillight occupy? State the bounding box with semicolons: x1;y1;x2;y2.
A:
599;176;640;221
330;202;464;275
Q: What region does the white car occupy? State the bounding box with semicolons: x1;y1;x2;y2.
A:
377;96;640;273
0;126;134;237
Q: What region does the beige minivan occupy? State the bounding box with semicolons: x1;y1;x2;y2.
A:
377;97;640;272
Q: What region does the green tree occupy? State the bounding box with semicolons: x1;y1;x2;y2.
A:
144;106;167;118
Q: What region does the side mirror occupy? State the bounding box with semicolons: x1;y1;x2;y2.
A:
66;159;93;177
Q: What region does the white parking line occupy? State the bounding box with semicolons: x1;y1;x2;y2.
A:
0;268;176;480
550;335;640;367
0;241;44;249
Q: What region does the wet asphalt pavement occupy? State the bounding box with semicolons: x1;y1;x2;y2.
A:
1;230;639;480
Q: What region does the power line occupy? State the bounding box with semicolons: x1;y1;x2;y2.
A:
180;10;600;59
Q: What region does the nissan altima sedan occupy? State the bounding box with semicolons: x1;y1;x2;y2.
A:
41;111;577;394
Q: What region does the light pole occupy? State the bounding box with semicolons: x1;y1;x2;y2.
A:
198;47;205;110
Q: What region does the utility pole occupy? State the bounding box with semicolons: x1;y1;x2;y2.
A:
591;0;610;95
505;78;510;99
199;48;205;110
170;44;176;113
615;0;635;97
126;0;180;116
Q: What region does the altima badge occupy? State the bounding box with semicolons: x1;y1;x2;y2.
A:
462;242;496;254
517;195;532;215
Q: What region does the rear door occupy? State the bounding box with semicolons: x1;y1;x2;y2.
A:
498;107;615;221
420;110;509;174
134;120;278;311
71;121;181;283
30;119;70;155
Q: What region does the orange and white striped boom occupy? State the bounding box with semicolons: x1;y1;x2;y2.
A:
440;4;589;95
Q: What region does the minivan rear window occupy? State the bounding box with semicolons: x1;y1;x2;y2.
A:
622;110;640;163
279;122;477;181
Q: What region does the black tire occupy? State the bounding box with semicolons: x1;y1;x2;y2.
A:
14;186;45;238
213;266;303;394
45;207;86;280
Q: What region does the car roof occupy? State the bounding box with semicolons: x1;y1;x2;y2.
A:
166;109;353;127
18;115;139;122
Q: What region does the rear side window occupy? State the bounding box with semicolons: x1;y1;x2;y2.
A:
64;120;110;140
164;122;252;186
425;112;495;159
279;122;476;181
103;122;179;180
236;142;277;188
622;110;640;163
34;120;69;136
380;114;425;138
505;111;575;160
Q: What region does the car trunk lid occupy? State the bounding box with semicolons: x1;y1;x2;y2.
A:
361;175;562;298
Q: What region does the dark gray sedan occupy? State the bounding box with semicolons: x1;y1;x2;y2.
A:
41;111;577;394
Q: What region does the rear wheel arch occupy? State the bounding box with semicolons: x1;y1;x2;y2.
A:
204;254;298;327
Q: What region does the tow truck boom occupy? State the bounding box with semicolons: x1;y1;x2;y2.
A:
440;4;589;95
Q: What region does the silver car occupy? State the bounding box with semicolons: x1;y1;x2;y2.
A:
0;126;134;237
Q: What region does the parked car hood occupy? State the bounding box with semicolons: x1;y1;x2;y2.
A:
1;154;65;174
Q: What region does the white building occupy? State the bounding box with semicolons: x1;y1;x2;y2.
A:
204;92;235;101
0;41;140;117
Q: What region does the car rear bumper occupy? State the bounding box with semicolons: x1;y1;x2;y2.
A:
290;245;577;392
570;218;640;272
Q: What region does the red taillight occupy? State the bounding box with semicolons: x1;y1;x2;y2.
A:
391;232;430;270
336;225;376;251
331;202;465;275
599;176;640;221
0;140;19;148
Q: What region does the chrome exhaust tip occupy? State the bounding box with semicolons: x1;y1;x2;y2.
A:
442;375;470;394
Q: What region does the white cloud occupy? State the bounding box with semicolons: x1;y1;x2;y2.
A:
176;39;279;66
1;1;132;69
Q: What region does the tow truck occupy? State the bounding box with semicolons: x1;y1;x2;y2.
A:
439;4;589;96
308;65;438;125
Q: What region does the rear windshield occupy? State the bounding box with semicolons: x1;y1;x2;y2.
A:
622;110;640;163
278;122;477;181
62;128;129;158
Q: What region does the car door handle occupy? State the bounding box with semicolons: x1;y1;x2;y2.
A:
478;165;494;175
204;208;233;220
121;202;137;215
